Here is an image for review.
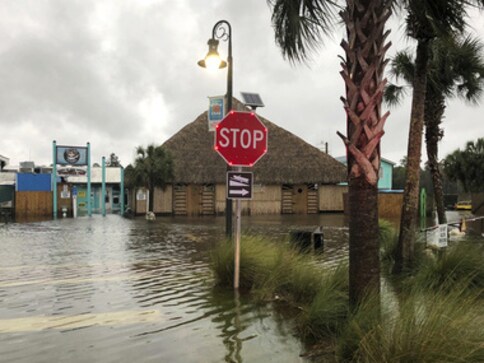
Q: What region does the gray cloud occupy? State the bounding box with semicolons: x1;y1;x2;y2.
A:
1;0;483;169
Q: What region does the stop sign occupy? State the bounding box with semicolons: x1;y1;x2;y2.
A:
215;111;268;166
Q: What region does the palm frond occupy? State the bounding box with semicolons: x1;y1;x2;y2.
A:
384;83;407;107
268;0;337;63
390;50;415;83
448;35;484;103
403;0;469;40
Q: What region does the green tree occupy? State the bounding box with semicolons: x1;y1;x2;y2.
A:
395;0;484;273
106;153;121;167
125;144;173;213
268;0;392;306
392;157;433;194
443;138;484;193
385;36;484;224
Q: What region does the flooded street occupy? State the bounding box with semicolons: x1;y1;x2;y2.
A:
0;214;349;362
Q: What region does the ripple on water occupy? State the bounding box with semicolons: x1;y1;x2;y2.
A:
0;214;349;362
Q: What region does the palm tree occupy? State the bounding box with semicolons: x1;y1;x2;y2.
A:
444;138;484;193
385;36;484;224
125;144;173;214
395;0;484;272
268;0;393;306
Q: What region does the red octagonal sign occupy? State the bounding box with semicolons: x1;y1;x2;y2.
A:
215;111;268;167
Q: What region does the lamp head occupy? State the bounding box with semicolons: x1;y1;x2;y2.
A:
198;38;227;70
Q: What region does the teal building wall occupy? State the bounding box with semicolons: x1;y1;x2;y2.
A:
378;159;394;190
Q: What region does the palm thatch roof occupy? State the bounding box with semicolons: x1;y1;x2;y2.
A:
162;99;347;185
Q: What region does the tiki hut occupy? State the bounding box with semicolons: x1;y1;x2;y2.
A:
143;99;347;215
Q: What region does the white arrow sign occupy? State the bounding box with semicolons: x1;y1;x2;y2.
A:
229;189;250;196
229;180;247;187
231;175;250;184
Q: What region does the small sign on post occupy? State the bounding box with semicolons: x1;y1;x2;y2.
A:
227;172;252;199
427;224;448;248
208;96;225;131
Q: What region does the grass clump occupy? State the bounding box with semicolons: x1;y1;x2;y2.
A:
412;241;484;293
338;287;484;362
210;235;349;339
211;234;484;361
336;292;382;362
211;235;278;291
300;264;349;339
379;219;397;263
211;235;345;302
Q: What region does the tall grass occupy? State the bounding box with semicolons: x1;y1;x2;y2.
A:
412;241;484;294
211;234;484;361
211;235;346;300
211;235;279;291
379;219;398;264
300;264;349;339
210;235;349;339
338;287;484;362
379;219;438;277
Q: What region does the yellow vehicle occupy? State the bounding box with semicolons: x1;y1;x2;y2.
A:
454;201;472;210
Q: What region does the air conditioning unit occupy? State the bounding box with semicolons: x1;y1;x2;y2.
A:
19;161;35;174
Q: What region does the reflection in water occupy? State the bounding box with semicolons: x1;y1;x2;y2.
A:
228;294;243;363
0;214;348;362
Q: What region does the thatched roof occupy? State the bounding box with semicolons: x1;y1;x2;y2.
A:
162;99;347;185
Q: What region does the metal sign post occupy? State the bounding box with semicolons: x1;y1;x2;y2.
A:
234;181;242;289
72;186;78;218
227;171;253;289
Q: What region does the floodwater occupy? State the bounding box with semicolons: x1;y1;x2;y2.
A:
0;214;349;363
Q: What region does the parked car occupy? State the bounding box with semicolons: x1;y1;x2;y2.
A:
454;201;472;210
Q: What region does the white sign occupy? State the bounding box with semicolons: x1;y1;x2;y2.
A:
218;128;265;149
136;190;147;201
427;224;448;248
61;185;70;199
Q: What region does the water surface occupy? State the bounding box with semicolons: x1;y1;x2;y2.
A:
0;214;349;363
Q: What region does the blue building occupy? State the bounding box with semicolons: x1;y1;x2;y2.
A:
378;158;395;190
336;156;395;190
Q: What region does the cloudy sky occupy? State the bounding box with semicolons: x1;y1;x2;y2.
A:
1;0;483;168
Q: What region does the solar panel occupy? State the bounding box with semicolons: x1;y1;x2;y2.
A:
240;92;264;109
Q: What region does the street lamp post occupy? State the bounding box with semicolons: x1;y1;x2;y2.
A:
198;20;233;237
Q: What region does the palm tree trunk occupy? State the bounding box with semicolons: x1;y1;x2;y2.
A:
348;177;380;305
339;0;391;307
395;39;431;273
425;94;447;224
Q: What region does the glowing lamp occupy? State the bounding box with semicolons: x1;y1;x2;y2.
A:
197;39;227;70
